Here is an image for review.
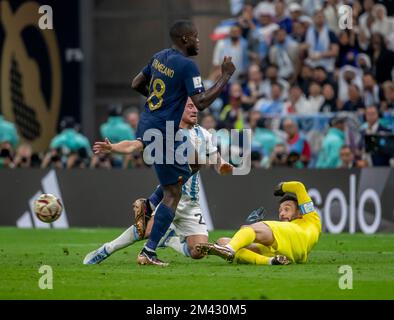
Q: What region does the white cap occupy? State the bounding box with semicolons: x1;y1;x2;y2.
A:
254;2;276;18
288;3;302;13
299;15;313;24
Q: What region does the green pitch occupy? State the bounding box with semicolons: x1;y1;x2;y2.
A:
0;228;393;300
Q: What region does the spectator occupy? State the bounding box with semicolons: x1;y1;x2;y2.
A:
381;81;394;111
307;82;324;113
41;148;64;169
302;0;324;17
50;117;92;156
368;32;394;84
212;24;249;83
242;63;265;107
275;0;292;34
0;113;19;149
237;3;256;39
338;65;363;103
252;117;282;158
251;147;263;168
320;83;337;112
371;4;394;39
268;143;289;168
285;84;311;114
316;117;346;168
288;2;303;23
342;84;365;113
100;105;135;144
358;0;375;40
283;118;311;166
291;20;307;43
200;113;217;131
220;83;246;129
339;145;356;168
362;72;380;106
356;53;372;74
248;109;261;132
124;107;140;134
124;152;147;169
250;3;279;60
90;154;113;169
305;10;339;76
323;0;341;35
66;149;90;169
336;30;359;68
13;144;34;168
298;64;314;95
0;142;13;168
261;64;289;99
359;105;392;166
254;82;285;115
312;66;335;88
269;28;299;81
203;73;225;118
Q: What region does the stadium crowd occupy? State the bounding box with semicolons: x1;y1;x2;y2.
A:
1;0;394;170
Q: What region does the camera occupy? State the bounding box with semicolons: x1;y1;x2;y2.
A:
365;133;394;156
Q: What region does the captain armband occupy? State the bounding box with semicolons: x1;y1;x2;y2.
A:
299;201;315;215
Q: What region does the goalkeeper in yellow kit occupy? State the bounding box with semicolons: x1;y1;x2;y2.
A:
197;181;321;265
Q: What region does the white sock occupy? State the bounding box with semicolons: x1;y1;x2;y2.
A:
225;244;235;253
105;225;139;254
166;236;191;257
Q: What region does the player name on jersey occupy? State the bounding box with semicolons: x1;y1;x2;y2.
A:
152;59;174;78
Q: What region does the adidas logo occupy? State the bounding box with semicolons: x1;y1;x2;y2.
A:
16;170;69;229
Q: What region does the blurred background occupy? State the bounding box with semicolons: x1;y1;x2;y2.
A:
1;0;394;170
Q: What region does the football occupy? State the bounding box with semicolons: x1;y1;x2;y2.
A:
34;194;63;223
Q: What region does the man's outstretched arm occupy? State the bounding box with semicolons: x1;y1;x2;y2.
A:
93;138;144;155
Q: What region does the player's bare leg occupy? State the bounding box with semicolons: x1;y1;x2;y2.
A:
187;235;209;259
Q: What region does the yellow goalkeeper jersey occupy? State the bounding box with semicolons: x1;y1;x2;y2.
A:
263;181;322;263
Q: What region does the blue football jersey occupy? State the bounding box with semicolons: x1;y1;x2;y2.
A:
139;48;205;134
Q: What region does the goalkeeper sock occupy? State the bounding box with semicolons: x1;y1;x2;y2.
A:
105;225;140;254
227;227;256;252
145;203;175;252
234;248;271;265
148;186;164;210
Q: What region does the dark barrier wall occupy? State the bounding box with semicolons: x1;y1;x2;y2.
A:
0;0;81;151
0;168;393;233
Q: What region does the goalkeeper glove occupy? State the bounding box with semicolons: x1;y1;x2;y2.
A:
245;206;267;224
273;182;285;197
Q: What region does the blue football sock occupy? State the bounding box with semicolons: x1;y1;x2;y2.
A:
148;186;164;209
145;203;175;252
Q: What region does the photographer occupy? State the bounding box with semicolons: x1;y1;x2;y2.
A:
0;143;14;169
67;148;90;169
41;148;64;169
269;143;289;168
360;105;392;166
90;154;113;169
13;144;38;168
